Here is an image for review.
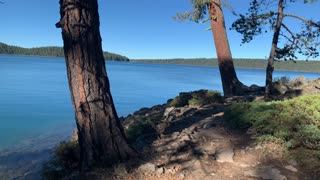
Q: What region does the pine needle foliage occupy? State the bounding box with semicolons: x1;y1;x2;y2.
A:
231;0;320;61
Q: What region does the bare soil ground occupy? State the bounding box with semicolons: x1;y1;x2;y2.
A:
75;77;320;180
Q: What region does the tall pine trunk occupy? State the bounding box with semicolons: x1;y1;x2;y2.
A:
56;0;134;170
208;0;243;97
265;0;284;96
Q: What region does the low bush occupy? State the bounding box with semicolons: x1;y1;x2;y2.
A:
125;113;162;142
168;90;223;107
42;141;80;179
224;95;320;150
273;76;290;84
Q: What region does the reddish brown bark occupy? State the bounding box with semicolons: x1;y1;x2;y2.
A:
265;0;284;96
57;0;134;170
208;0;243;97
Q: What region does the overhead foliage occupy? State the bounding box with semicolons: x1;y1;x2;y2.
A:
174;0;211;23
231;0;320;61
174;0;235;23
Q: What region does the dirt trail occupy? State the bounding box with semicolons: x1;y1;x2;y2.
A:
83;101;318;180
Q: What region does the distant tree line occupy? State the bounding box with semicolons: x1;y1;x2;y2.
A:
0;42;129;61
131;58;320;73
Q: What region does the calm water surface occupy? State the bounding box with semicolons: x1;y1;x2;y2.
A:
0;55;319;150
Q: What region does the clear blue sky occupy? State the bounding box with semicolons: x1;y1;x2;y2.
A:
0;0;319;59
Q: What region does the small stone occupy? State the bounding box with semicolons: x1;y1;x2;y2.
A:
239;163;249;168
255;145;263;150
211;172;216;176
179;134;190;141
288;159;298;166
202;121;216;129
179;173;185;178
182;128;193;135
155;167;164;175
71;129;78;142
284;165;298;172
244;166;287;180
240;149;246;154
171;132;180;138
137;163;156;174
202;104;213;108
114;164;128;176
216;148;234;163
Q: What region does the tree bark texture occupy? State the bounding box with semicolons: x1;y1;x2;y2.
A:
208;0;242;97
57;0;134;170
265;0;284;96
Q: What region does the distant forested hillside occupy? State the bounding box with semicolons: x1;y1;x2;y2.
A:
0;42;129;61
131;58;320;72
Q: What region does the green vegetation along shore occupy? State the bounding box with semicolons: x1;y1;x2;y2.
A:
0;42;129;61
131;58;320;72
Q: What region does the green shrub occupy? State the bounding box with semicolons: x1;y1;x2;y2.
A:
167;92;192;107
42;141;80;179
125;113;162;142
168;90;223;107
224;95;320;150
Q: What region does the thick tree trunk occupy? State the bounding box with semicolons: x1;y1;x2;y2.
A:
208;0;243;97
265;0;284;96
56;0;134;170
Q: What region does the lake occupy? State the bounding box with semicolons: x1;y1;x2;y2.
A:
0;55;319;150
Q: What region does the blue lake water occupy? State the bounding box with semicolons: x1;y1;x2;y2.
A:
0;55;319;150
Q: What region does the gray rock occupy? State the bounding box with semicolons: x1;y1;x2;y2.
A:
71;129;78;142
164;107;175;116
216;148;234;163
171;132;180;138
284;165;298;172
182;128;193;135
288;159;298;166
244;166;287;180
181;107;196;116
166;115;175;122
137;163;157;174
202;121;216;129
155;167;164;175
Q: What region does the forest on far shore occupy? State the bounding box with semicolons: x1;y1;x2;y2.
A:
131;58;320;73
0;42;129;61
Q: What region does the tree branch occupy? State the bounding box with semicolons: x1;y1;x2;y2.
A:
284;14;320;27
280;31;294;43
281;23;295;38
